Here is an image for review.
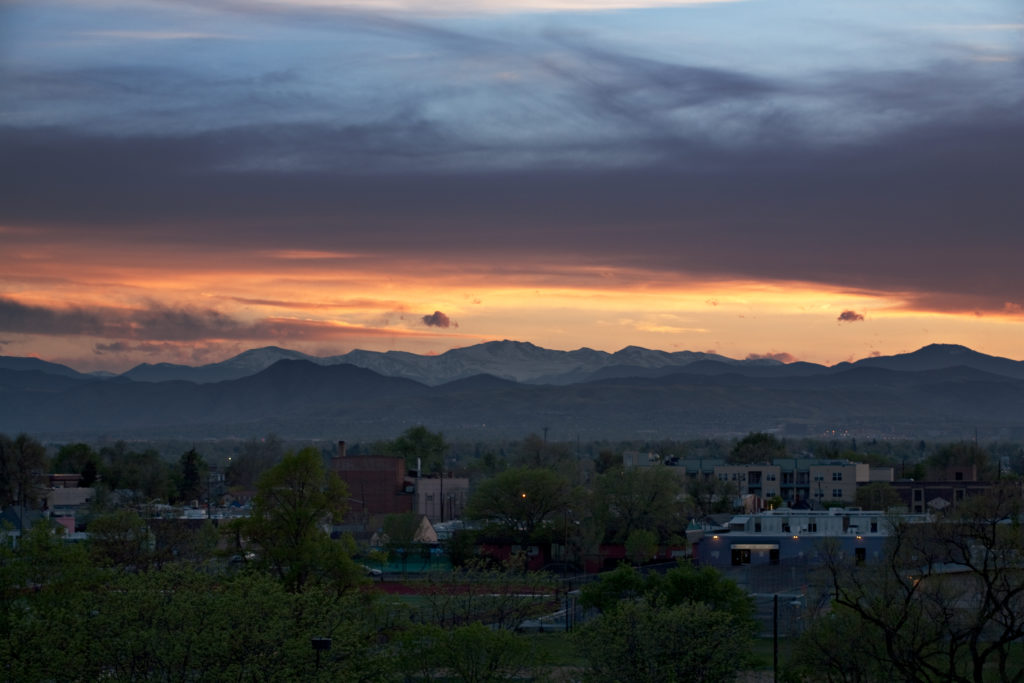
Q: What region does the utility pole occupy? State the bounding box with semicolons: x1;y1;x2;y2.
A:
773;594;779;683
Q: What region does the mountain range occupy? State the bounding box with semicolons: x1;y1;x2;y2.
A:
2;342;1023;441
116;341;782;386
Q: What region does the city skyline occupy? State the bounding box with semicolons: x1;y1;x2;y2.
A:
2;0;1023;372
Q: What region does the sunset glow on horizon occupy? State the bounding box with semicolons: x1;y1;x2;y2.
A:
2;0;1022;372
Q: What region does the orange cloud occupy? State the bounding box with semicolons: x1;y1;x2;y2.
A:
746;351;797;363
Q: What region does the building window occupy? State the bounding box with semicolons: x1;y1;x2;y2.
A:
855;547;866;565
807;522;817;532
731;548;751;566
870;520;878;533
832;472;843;481
955;471;964;481
913;489;923;502
767;473;777;481
832;488;843;498
754;521;762;532
718;474;728;481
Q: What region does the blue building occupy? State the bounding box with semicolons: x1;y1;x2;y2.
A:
693;507;929;570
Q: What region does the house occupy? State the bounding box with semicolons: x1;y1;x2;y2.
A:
46;486;95;533
0;506;46;543
330;441;470;524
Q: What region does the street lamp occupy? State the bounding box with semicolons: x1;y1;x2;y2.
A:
311;636;331;673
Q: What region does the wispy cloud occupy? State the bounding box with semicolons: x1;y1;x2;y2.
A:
0;296;437;342
746;351;796;363
79;30;238;41
226;296;406;310
922;24;1024;31
206;0;745;15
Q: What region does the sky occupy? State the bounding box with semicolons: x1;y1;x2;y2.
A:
2;0;1023;373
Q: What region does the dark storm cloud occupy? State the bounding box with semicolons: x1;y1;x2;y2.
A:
2;47;1022;316
94;341;181;355
0;296;413;342
837;311;865;323
0;296;243;340
422;311;453;328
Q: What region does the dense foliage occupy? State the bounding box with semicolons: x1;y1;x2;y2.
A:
575;563;756;682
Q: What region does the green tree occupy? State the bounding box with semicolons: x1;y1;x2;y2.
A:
625;529;659;565
149;518;219;566
0;522;105;682
226;433;284;488
98;442;172;502
854;481;904;511
174;447;206;503
464;467;572;544
87;509;153;570
4;567;392;682
651;561;755;627
243;447;360;593
514;433;577;476
926;441;997;480
580;562;754;628
396;622;533;683
816;483;1024;682
685;475;739;516
793;603;898;682
728;432;786;464
579;563;648;614
0;433;48;510
389;425;448;475
594;448;621;474
576;598;753;683
382;511;423;545
80;459;99;488
51;442;99;480
592;467;683;544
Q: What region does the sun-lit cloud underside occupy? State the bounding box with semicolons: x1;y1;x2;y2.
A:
6;241;1024;373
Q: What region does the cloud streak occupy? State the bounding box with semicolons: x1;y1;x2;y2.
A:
0;296;440;343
